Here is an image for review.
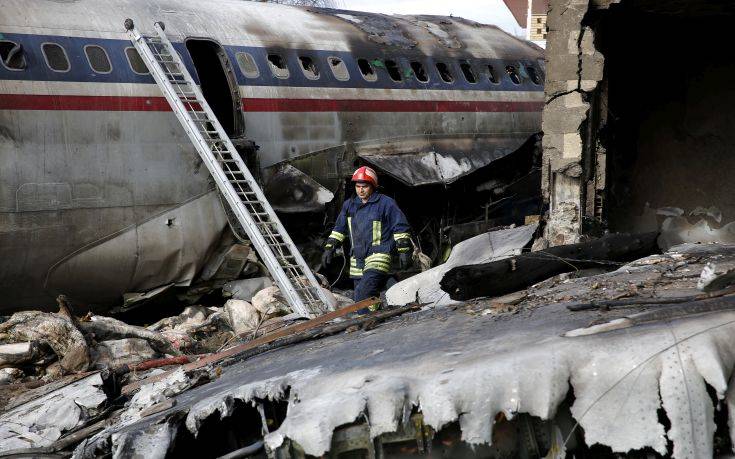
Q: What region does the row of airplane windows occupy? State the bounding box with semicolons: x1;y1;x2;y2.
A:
0;40;147;75
0;39;543;87
241;52;542;86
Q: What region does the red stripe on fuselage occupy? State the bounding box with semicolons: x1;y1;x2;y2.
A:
0;94;543;112
0;94;173;111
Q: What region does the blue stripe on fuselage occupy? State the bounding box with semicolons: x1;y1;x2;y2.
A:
0;32;544;93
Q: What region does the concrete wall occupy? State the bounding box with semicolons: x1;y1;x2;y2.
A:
541;0;608;246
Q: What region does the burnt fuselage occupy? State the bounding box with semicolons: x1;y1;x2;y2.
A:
0;0;544;310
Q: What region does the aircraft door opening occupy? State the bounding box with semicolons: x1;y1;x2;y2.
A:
185;39;243;137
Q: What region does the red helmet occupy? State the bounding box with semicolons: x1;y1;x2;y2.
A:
351;166;378;187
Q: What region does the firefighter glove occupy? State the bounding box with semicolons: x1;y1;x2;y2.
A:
322;237;339;266
396;238;412;270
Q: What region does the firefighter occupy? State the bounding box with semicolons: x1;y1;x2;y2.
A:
322;166;412;303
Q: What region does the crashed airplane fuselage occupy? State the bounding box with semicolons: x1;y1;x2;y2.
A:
0;0;544;310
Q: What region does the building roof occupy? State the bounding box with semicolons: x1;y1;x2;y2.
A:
502;0;549;28
502;0;527;28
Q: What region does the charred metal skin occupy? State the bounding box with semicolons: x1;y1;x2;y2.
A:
0;0;543;310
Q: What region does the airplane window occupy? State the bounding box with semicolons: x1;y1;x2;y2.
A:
235;52;259;78
0;41;27;70
328;56;349;81
357;58;377;82
267;53;289;79
506;65;522;84
459;60;477;83
42;43;70;72
298;56;320;80
410;61;428;83
84;45;112;74
527;66;542;85
487;64;499;84
385;59;402;82
435;62;454;83
125;47;149;75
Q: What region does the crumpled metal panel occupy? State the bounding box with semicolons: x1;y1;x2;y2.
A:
0;373;107;453
263;164;334;213
357;136;530;186
45;191;227;305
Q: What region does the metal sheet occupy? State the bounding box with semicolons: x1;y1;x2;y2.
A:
263;164;334;212
357;136;530;186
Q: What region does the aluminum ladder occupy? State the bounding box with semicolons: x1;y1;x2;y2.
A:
125;19;329;317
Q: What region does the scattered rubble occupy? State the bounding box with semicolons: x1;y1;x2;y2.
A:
47;242;735;459
81;315;179;356
0;310;90;373
0;368;23;385
90;339;158;370
7;229;735;458
222;276;272;302
0;372;107;454
223;299;261;336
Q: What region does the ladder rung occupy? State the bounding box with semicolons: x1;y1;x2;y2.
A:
280;264;302;270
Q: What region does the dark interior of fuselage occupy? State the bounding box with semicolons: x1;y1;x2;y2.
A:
185;39;240;136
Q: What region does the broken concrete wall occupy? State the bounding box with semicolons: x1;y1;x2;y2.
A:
541;0;607;246
542;0;735;245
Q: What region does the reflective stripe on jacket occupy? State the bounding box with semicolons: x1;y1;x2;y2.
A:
330;193;411;278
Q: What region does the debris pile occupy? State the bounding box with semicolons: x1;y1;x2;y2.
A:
7;230;735;457
50;242;735;458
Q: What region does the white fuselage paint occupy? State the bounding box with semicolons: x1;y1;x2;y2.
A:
0;0;544;310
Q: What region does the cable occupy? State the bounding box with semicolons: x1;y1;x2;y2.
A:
330;250;347;289
216;440;264;459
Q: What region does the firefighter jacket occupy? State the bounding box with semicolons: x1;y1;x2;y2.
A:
328;193;411;278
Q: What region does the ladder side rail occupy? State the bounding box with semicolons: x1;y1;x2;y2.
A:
149;23;332;313
128;25;316;317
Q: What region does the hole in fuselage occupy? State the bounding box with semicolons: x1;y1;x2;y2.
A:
186;39;241;137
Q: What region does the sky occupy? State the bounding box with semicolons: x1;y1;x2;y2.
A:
337;0;525;37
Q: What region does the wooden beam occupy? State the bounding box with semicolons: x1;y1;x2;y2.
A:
122;297;380;394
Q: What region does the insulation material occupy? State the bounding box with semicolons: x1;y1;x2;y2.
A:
0;311;90;372
90;339;158;369
223;299;261;335
0;373;107;452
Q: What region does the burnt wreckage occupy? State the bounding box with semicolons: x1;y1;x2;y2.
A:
0;0;544;311
5;0;735;458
